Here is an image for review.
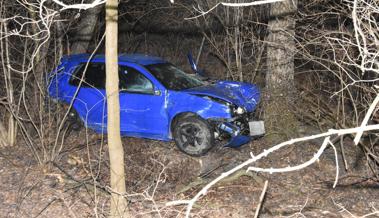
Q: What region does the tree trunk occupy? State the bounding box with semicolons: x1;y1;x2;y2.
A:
0;21;16;147
265;0;299;142
0;121;8;147
71;5;102;54
105;0;129;217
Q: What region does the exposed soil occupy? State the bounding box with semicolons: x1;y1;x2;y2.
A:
0;128;378;218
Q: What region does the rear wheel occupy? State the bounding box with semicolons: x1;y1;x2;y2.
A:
58;103;82;131
66;108;83;131
173;116;214;156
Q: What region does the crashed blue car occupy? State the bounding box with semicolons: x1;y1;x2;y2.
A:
48;53;263;156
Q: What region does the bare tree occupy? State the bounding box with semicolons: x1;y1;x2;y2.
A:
265;0;299;141
105;0;129;217
0;0;129;215
71;5;102;54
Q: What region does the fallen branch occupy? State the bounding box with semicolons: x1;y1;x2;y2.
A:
177;169;263;194
354;94;379;145
180;0;285;20
253;180;268;218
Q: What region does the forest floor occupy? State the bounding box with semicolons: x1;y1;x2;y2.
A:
0;127;378;218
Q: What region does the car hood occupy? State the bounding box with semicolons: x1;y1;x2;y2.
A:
183;81;260;112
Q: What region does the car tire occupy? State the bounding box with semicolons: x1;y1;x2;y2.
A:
173;116;214;156
65;106;83;131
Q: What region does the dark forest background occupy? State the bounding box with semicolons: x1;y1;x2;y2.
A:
0;0;378;217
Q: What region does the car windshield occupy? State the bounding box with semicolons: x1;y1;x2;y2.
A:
145;63;206;91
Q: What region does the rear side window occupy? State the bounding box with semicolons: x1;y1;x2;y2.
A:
70;63;153;94
119;66;154;94
70;63;105;89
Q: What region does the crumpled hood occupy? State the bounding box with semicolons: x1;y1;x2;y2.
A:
183;81;260;112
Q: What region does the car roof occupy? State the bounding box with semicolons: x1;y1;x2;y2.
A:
62;53;167;66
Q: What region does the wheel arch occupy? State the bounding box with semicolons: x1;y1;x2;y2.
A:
170;112;215;156
169;112;200;138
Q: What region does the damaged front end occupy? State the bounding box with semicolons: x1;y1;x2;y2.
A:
210;110;265;148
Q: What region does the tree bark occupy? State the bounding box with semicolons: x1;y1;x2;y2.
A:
0;20;16;147
105;0;128;217
71;5;102;54
0;121;8;147
265;0;299;142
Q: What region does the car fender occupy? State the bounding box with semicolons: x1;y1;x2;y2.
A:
166;91;232;138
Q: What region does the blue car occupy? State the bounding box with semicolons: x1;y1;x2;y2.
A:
48;53;263;156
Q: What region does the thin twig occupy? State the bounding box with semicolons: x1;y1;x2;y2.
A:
339;136;349;171
254;180;268;218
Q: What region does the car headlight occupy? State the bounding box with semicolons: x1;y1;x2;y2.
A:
234;106;245;115
197;95;243;115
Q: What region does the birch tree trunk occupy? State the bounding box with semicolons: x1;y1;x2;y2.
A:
265;0;299;142
105;0;129;217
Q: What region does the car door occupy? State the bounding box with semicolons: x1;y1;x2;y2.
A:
67;62;107;131
118;64;169;139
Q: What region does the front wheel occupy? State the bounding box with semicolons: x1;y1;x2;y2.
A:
173;116;214;156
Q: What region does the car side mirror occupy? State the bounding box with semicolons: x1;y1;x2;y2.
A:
187;52;207;78
187;52;198;73
154;90;161;96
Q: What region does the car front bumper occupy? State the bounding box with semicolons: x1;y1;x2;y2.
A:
216;120;265;148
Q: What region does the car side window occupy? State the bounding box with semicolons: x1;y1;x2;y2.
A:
70;63;106;89
119;66;154;94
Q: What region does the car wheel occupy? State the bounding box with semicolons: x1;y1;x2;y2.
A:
65;106;83;131
173;116;214;156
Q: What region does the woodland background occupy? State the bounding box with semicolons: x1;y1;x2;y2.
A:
0;0;378;217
